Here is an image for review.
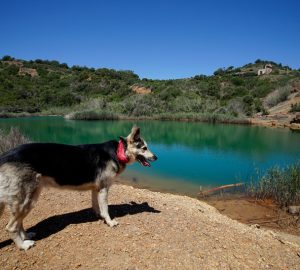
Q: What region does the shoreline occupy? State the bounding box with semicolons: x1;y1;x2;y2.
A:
250;116;300;130
1;112;299;130
117;179;300;238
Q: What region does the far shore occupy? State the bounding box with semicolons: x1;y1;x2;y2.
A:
1;111;300;130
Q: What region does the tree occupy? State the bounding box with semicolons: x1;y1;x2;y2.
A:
1;55;14;61
213;68;225;76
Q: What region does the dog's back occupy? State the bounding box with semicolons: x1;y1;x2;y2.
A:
0;142;118;186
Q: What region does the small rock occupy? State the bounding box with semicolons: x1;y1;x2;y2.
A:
288;206;300;214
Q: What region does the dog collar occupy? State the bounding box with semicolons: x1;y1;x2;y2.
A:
117;140;129;164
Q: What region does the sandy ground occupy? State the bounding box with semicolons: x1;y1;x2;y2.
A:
1;184;300;270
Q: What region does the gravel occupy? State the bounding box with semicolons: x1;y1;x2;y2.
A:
0;184;299;269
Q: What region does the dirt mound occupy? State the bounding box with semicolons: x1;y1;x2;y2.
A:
131;85;152;94
1;184;299;269
18;67;38;77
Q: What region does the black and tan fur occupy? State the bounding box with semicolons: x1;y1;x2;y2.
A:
0;126;157;250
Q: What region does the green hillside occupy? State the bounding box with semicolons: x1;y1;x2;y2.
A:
0;55;299;120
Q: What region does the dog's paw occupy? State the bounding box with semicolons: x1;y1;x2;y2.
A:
20;240;35;250
107;219;119;227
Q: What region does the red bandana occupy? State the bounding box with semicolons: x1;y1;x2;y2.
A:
117;140;129;164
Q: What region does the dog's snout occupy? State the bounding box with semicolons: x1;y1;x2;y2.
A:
152;155;158;161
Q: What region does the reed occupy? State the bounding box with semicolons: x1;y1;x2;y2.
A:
64;109;251;125
0;128;30;154
0;112;31;118
65;110;119;120
246;162;300;206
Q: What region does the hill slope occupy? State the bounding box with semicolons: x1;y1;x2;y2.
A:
0;56;299;121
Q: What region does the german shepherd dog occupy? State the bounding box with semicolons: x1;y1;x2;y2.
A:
0;126;157;250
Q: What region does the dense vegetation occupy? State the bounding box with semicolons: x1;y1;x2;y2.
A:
247;162;300;206
0;56;299;120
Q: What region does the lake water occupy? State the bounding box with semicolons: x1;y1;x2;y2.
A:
0;116;299;197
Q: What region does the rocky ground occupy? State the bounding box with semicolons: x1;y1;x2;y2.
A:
250;89;300;130
0;184;300;270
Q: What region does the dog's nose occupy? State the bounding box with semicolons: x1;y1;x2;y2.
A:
153;155;158;161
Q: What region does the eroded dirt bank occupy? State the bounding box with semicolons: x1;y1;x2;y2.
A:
0;185;300;270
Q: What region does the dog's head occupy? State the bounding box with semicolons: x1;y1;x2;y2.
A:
120;125;157;167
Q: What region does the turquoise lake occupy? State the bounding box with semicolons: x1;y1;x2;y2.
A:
0;116;299;197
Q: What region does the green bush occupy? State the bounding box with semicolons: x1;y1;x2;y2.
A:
254;98;263;112
231;77;244;86
246;162;300;206
265;86;291;107
290;103;300;113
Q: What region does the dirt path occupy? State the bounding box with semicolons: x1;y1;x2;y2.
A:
1;185;300;269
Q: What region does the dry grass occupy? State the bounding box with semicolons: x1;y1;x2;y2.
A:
246;162;300;206
0;127;30;154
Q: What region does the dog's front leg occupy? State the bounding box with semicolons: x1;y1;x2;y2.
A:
91;190;100;217
98;187;118;227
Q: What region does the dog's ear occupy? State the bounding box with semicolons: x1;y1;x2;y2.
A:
119;136;126;143
128;125;140;141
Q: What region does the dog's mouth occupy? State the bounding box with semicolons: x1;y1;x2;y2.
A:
136;155;151;167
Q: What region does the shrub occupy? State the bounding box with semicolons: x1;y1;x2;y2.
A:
213;68;225;76
65;110;118;120
290;103;300;113
253;79;274;97
254;98;263;112
265;86;291;107
159;87;182;101
231;77;244;86
1;55;15;61
246;162;300;206
243;95;253;105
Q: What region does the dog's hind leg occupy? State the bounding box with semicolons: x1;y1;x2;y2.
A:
6;205;35;250
18;205;37;241
5;171;42;250
6;187;40;250
91;190;100;217
6;185;40;250
97;187;118;227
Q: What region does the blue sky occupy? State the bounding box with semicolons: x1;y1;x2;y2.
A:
0;0;299;79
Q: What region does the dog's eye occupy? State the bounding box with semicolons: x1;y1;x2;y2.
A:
142;146;148;151
135;142;142;148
